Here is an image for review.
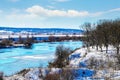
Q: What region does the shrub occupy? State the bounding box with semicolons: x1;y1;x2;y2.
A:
44;69;75;80
44;73;60;80
0;39;12;47
17;69;30;76
60;69;75;80
48;45;72;68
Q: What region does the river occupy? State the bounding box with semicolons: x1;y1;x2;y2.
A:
0;41;82;76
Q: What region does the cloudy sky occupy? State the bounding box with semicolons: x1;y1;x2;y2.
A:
0;0;120;29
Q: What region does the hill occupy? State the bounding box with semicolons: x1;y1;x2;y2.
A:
0;27;83;34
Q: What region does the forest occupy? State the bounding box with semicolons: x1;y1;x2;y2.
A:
82;19;120;55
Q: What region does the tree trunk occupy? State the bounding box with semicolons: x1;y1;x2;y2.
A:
96;45;98;51
116;46;119;54
106;46;108;53
92;46;94;49
100;46;103;52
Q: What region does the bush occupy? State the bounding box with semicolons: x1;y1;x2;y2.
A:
44;69;75;80
48;45;72;68
17;69;30;76
60;69;75;80
44;73;60;80
0;39;12;48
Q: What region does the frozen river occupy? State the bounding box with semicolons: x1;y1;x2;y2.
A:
0;41;82;76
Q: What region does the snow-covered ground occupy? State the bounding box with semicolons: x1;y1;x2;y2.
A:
4;46;120;80
69;46;120;80
0;34;83;39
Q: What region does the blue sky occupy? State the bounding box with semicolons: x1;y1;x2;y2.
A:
0;0;120;29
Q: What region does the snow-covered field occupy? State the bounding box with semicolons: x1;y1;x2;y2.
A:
69;46;120;80
4;46;120;80
0;34;83;39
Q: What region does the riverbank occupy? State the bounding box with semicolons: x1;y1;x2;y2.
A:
69;46;120;79
0;40;81;49
2;45;120;80
0;34;84;49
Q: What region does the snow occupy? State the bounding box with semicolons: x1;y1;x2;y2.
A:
69;45;120;79
25;68;40;80
69;46;113;67
4;45;120;80
73;68;95;80
0;34;83;39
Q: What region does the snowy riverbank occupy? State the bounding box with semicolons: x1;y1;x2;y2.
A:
69;46;120;80
3;45;120;80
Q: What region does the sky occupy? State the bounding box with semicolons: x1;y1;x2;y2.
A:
0;0;120;29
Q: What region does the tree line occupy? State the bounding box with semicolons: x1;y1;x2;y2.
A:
81;19;120;54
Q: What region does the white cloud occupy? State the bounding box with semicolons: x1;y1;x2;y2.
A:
26;5;120;18
26;5;89;17
91;8;120;17
90;12;104;17
0;5;120;28
6;14;38;20
108;8;120;12
2;5;120;20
